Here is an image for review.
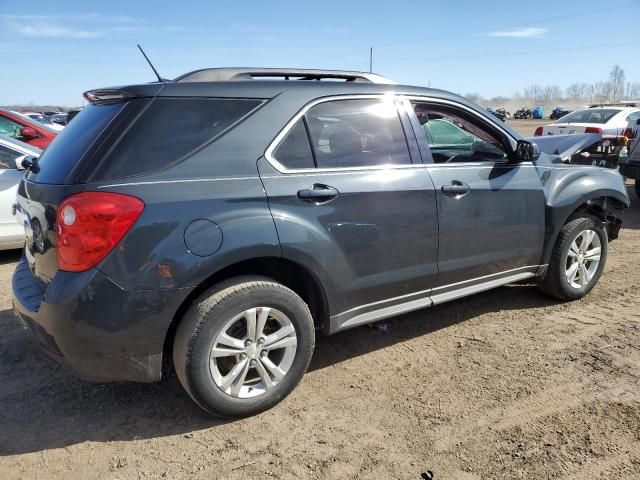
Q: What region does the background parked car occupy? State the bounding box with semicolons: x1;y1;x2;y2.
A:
0;135;39;250
514;107;532;119
534;106;640;137
0;109;58;149
550;106;572;120
21;112;64;131
532;106;545;119
50;113;68;126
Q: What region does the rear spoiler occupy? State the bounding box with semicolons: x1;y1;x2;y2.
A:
83;84;164;104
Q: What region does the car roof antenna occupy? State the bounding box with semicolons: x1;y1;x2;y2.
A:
137;44;169;83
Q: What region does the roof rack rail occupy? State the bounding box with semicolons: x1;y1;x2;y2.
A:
174;67;395;84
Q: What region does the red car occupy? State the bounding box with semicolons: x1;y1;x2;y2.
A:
0;108;58;149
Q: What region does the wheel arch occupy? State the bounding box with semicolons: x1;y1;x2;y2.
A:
541;192;627;267
162;256;330;373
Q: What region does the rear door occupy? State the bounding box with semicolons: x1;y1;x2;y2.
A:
408;99;545;302
259;95;439;331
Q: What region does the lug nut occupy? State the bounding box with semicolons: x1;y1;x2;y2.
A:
261;350;268;357
244;339;252;347
240;353;247;360
250;360;257;367
257;337;265;345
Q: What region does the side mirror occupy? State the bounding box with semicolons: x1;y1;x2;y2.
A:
20;127;39;140
515;140;540;162
15;155;27;170
20;155;40;173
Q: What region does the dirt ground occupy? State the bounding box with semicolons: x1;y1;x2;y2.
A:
1;152;639;479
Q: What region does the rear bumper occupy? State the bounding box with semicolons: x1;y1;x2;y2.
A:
12;256;191;383
620;164;640;180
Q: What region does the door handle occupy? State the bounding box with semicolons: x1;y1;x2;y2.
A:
441;181;470;197
297;184;339;202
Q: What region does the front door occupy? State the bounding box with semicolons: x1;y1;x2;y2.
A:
408;100;545;302
259;96;439;331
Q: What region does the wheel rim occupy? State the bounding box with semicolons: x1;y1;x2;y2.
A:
209;307;297;398
565;229;601;289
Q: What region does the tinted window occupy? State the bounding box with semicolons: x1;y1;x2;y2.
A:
94;98;262;180
273;119;315;169
0;145;20;169
554;109;621;124
30;102;125;184
305;99;411;168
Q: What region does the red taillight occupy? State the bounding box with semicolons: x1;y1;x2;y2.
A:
585;127;602;134
56;192;144;272
534;127;543;136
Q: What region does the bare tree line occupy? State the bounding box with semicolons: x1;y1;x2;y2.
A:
466;65;639;106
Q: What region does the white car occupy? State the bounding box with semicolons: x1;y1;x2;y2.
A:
535;106;640;137
0;135;40;250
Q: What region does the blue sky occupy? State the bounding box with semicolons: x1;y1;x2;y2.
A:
1;0;638;106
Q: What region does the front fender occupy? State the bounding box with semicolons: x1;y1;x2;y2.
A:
539;163;629;265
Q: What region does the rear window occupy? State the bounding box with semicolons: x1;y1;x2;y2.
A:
31;103;125;184
92;98;262;180
554;109;621;124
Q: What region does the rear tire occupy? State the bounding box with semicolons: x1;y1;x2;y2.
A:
635;179;640;200
538;215;608;300
173;276;315;417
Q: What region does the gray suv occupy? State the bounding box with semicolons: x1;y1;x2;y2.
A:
12;68;630;417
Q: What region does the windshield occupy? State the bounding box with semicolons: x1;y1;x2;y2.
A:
11;111;58;133
554;109;621;124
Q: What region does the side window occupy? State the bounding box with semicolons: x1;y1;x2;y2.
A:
0;116;24;139
92;98;263;180
305;99;411;169
0;145;20;169
412;103;508;164
273;119;315;169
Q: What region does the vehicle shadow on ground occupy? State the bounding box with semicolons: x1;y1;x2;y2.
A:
0;282;560;456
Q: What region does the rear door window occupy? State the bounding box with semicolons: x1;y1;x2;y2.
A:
305;99;411;169
92;98;262;180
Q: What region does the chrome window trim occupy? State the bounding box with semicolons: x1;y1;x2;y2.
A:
264;93;423;174
403;95;519;148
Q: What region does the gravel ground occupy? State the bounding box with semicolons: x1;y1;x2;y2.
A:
1;171;638;479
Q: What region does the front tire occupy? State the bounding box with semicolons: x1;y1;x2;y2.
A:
173;276;315;417
538;215;608;300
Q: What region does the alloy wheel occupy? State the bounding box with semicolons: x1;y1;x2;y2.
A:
565;229;601;289
209;307;297;398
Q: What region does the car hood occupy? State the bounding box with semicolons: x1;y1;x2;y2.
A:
525;133;604;161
